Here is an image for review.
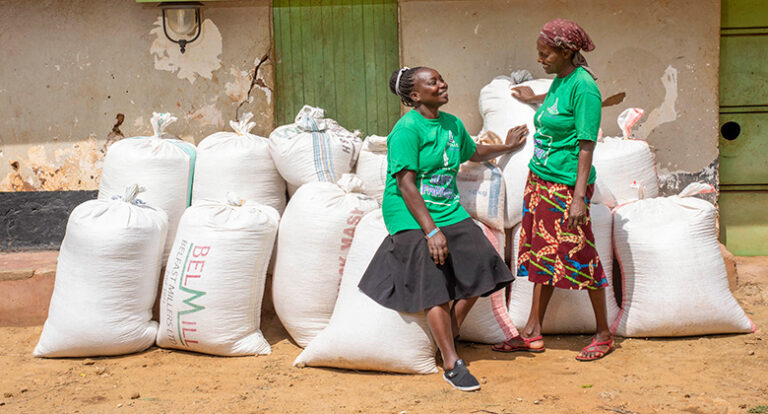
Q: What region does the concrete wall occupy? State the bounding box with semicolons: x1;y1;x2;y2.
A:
399;0;721;193
0;0;274;191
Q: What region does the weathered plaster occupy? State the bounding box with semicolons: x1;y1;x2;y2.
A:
150;17;223;84
0;0;274;191
0;139;104;192
399;0;721;178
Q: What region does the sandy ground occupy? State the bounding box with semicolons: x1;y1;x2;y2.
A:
1;257;766;414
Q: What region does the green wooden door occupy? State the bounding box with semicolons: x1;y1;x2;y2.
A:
273;0;400;137
719;0;768;255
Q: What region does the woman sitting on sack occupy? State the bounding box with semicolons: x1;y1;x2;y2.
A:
358;66;527;391
491;19;614;361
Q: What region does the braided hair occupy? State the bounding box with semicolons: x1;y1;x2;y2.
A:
389;66;424;107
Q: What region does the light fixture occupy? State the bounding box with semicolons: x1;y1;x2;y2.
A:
159;2;204;54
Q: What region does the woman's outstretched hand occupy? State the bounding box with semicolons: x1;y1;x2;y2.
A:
511;86;537;103
567;197;588;229
506;124;529;150
427;231;450;266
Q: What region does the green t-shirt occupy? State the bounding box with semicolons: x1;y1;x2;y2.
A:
529;66;602;186
382;110;477;235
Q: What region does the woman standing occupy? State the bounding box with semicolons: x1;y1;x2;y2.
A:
491;19;614;361
359;66;526;391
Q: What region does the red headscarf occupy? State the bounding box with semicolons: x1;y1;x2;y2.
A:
539;19;597;79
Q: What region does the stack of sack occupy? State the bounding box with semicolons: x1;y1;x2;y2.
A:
193;112;286;214
269;105;362;195
294;209;438;374
456;135;506;234
99;113;196;262
35;185;167;357
592;108;658;206
354;135;388;204
272;174;379;347
478;70;552;228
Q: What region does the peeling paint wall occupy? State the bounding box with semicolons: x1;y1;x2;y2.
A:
0;0;274;191
399;0;721;193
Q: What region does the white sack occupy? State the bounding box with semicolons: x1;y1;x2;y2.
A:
592;108;658;206
507;204;621;334
612;183;755;337
457;160;506;232
294;209;438;374
272;174;379;347
156;195;279;356
34;186;167;357
193;113;286;213
478;76;553;228
459;220;519;344
355;135;388;204
99;113;195;261
268;105;362;195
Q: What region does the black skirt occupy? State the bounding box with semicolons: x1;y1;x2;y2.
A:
358;218;515;313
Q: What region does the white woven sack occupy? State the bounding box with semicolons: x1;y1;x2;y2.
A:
272;174;379;347
478;76;553;228
34;185;167;357
355;135;388;204
156;195;279;356
193;113;286;214
507;203;620;334
457;160;506;232
294;209;438;374
592;108;658;206
99;112;196;261
459;220;519;344
612;183;755;337
268;105;362;195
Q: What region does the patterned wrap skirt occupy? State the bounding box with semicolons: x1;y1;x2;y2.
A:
359;218;515;313
517;172;609;290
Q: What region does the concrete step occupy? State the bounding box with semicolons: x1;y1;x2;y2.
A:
0;251;58;326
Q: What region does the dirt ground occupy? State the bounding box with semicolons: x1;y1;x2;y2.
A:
1;257;766;414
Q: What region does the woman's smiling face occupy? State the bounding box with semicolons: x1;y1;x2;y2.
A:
409;68;449;107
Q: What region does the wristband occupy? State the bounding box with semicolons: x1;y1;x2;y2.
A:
425;227;440;239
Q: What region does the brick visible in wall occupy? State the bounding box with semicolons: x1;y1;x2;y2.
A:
0;191;97;251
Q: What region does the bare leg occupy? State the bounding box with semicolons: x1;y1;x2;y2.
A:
577;288;613;359
426;303;459;370
450;296;479;337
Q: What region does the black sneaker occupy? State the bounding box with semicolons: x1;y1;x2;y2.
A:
442;359;480;392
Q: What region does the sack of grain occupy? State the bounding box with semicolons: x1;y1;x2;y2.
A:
294;209;438;374
272;174;379;347
156;194;279;356
592;108;658;206
459;220;519;343
457;155;506;233
355;135;388;204
268;105;362;195
478;74;553;228
612;183;755;337
192;113;286;213
506;203;620;333
34;185;167;357
98;112;195;261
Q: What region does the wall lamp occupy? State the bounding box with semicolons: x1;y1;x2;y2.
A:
159;2;204;54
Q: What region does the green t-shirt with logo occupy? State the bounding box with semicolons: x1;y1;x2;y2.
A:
529;66;602;186
382;110;477;235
